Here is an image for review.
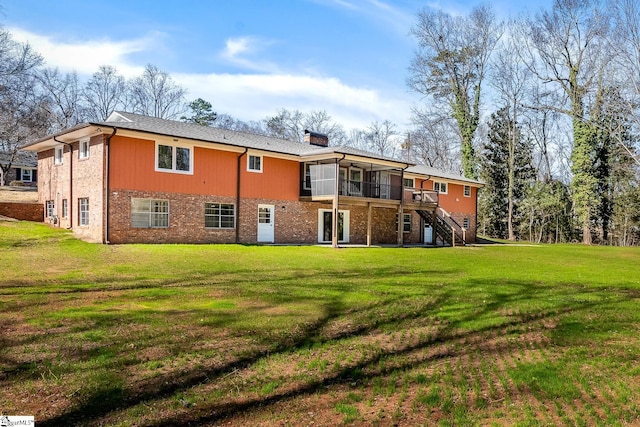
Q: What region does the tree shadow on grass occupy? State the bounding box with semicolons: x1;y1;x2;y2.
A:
34;278;634;426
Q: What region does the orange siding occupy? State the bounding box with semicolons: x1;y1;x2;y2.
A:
241;157;300;201
415;178;477;214
109;135;300;200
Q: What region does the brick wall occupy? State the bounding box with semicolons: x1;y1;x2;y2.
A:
37;135;106;243
0;202;43;222
107;189;413;245
449;212;477;243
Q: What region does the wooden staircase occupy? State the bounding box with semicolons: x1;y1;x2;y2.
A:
416;209;466;246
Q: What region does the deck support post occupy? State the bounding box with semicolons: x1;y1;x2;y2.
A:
332;160;340;248
367;203;372;247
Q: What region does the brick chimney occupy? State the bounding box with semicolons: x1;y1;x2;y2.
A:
304;129;329;147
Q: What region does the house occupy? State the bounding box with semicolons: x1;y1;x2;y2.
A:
22;111;482;246
0;150;37;187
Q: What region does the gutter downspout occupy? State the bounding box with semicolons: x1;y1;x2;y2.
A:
54;136;72;229
103;127;117;244
236;148;248;244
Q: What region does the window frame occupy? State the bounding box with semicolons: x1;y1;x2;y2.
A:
303;162;313;190
62;199;68;218
20;168;33;182
155;142;193;174
78;198;89;226
204;202;236;229
463;218;470;229
54;147;64;165
403;213;412;232
403;177;415;188
79;138;90;159
464;185;471;197
131;198;170;228
247;154;263;173
434;181;448;194
46;200;55;218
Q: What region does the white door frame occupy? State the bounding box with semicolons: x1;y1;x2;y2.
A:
318;209;350;243
257;204;275;243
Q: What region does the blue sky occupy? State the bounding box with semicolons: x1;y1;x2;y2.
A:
4;0;550;131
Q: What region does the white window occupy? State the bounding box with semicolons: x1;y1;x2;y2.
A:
156;143;192;174
248;154;262;172
463;218;470;229
131;198;169;228
205;203;235;229
464;185;471;197
396;213;412;232
54;147;64;165
403;178;414;188
79;138;90;159
404;213;412;232
20;169;33;182
46;200;55;218
62;199;68;218
434;181;448;194
78;198;89;226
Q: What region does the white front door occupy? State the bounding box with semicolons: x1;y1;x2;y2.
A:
257;205;274;243
318;209;350;243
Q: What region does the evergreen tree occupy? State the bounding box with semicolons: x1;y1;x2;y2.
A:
479;107;534;239
181;98;217;126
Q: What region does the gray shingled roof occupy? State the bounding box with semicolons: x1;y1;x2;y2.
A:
102;112;315;156
101;112;407;165
406;164;483;185
25;111;481;185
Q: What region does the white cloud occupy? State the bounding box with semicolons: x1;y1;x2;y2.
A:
8;27;155;77
8;26;415;131
175;72;413;130
219;36;279;72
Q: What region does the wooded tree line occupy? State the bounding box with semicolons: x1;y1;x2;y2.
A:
1;0;639;245
409;0;640;246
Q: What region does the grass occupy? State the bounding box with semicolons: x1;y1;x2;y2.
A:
1;220;640;426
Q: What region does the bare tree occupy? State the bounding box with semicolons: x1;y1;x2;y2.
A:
36;68;85;131
364;120;398;157
408;4;501;179
128;64;187;119
83;65;127;121
409;108;460;172
265;108;346;145
265;108;305;141
0;30;47;184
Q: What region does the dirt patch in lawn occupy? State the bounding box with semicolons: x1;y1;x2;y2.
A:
0;186;38;203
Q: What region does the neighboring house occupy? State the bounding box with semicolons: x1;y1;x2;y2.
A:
0;150;38;187
22;111;482;245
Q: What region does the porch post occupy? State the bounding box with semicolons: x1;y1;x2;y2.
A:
367;202;372;247
397;170;405;247
332;159;340;248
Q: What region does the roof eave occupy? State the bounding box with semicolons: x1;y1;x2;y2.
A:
21;123;105;152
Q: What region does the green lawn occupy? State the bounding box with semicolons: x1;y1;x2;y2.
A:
1;221;639;426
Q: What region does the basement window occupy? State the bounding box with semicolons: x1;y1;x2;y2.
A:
205;203;235;229
131;198;169;228
78;198;89;226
